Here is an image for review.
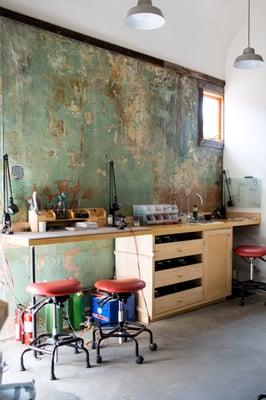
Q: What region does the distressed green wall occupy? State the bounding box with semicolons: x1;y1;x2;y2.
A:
0;17;223;338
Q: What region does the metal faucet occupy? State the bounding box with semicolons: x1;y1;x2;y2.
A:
186;192;203;219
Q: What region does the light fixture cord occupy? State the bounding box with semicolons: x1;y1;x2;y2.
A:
248;0;250;48
138;0;152;5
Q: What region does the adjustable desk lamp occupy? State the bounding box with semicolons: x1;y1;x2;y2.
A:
212;169;234;219
2;154;19;234
109;160;121;226
222;169;234;208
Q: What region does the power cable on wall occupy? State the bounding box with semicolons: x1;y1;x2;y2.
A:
1;242;22;305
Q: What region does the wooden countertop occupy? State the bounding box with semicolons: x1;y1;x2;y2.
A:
1;212;260;248
151;215;260;236
1;226;152;247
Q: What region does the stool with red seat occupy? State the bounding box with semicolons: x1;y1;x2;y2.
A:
92;278;157;364
234;245;266;306
20;278;90;380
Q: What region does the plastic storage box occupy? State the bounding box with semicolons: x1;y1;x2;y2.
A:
91;293;135;325
133;204;179;225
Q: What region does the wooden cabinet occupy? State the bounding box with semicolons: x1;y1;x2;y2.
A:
116;230;206;323
115;226;233;323
203;228;232;301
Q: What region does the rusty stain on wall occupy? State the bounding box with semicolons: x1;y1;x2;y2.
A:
63;248;81;277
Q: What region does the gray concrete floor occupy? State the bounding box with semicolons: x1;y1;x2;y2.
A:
1;296;266;400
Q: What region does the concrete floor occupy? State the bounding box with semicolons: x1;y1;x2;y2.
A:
2;296;266;400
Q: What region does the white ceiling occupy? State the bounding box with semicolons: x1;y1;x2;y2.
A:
0;0;264;79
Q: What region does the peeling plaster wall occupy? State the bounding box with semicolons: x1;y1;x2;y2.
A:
0;18;223;339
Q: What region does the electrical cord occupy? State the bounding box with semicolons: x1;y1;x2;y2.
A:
65;307;78;337
128;226;150;323
1;242;22;305
65;306;107;349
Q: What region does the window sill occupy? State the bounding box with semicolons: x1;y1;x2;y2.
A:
199;139;224;150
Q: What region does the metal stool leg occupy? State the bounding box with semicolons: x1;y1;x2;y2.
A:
143;327;158;351
51;346;58;380
77;338;91;368
92;327;97;349
96;337;105;364
20;348;32;371
132;337;144;364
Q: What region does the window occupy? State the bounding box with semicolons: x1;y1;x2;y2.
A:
198;82;224;149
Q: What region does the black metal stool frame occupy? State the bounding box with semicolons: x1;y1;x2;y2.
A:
91;292;157;364
20;295;90;380
233;256;266;306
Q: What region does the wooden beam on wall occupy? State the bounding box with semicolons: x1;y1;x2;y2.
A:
0;7;225;87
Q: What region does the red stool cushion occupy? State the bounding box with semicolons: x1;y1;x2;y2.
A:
95;278;146;293
27;278;83;297
234;245;266;258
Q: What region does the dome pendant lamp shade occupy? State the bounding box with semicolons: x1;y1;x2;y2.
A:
125;0;165;30
234;0;264;69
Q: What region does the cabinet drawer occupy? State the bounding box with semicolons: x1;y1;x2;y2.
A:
154;239;204;261
154;286;203;315
155;263;203;288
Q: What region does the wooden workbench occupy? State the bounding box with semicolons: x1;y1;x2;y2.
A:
1;212;260;248
1;212;261;328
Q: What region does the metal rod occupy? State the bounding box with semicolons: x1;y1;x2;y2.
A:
248;0;250;48
30;246;37;339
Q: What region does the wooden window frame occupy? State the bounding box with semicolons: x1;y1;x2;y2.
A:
198;81;224;150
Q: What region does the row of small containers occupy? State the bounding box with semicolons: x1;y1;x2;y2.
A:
15;290;135;344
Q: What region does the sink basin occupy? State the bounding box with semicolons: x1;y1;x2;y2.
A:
189;220;225;225
227;217;248;222
206;221;225;225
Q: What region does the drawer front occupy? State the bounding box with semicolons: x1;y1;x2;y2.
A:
154;239;204;261
154;287;203;315
155;263;203;288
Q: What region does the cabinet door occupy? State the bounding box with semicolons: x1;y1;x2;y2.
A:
204;228;232;300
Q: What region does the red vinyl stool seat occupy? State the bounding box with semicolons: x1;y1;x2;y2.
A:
27;278;83;297
20;278;90;380
233;245;266;306
95;278;146;293
234;246;266;258
92;278;157;365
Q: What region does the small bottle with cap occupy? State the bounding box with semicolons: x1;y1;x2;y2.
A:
193;205;198;220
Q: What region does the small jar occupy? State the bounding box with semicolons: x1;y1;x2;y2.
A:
193;205;198;220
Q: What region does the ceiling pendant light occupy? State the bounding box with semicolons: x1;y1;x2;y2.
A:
125;0;165;31
234;0;264;69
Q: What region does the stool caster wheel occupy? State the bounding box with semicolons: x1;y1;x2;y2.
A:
239;299;245;306
135;355;144;364
149;343;157;351
96;355;102;364
91;341;97;350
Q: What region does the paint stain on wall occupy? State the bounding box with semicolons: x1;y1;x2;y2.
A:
64;248;81;277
